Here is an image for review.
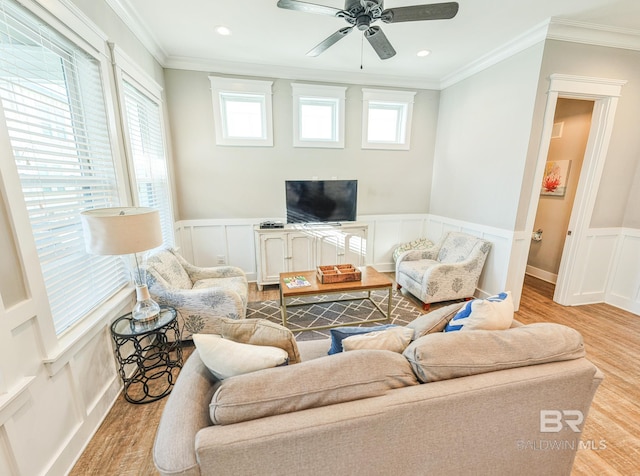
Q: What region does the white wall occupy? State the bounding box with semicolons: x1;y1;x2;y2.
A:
430;43;545;231
163;70;440;220
0;1;164;474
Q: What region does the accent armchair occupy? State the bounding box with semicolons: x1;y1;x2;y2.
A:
144;248;248;340
395;232;491;310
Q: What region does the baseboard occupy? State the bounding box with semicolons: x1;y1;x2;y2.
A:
525;265;558;284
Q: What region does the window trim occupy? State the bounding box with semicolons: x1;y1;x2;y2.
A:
209;76;273;147
361;88;416;150
292;83;346;149
0;0;129;356
112;45;175;247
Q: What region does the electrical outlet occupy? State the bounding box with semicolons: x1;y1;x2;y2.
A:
216;255;226;265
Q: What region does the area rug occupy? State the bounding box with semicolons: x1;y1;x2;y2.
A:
246;289;424;341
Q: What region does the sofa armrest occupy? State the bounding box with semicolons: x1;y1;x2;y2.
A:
173;251;246;282
154;350;220;476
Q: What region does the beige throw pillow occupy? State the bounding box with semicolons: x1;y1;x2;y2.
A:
193;334;289;380
210;349;418;425
403;323;585;383
218;317;301;364
342;326;414;353
405;302;465;339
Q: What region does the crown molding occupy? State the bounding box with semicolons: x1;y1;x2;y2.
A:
104;0;168;65
164;56;442;90
547;18;640;51
439;20;550;90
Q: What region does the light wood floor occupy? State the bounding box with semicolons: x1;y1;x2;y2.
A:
70;275;640;475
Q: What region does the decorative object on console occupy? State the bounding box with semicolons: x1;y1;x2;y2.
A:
81;207;162;322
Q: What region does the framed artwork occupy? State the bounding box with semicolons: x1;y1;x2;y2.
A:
541;160;571;197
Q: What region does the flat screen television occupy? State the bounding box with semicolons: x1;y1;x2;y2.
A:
285;180;358;223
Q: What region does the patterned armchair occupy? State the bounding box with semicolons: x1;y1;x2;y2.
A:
395;232;491;311
144;248;248;340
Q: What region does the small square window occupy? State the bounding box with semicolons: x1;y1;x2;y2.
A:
221;93;266;140
292;83;346;148
209;77;273;147
362;88;415;150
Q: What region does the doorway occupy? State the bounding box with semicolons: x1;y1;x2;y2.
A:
526;99;595;284
514;74;626;309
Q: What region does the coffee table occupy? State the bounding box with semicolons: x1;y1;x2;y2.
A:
279;266;393;332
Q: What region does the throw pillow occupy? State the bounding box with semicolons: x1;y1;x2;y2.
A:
342;326;414;353
328;324;397;355
210;349;419;425
403;323;585;383
218;317;301;364
392;238;433;262
406;302;466;339
193;333;289;380
444;292;514;332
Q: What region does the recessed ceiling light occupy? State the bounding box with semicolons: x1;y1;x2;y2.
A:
417;50;431;57
215;26;232;36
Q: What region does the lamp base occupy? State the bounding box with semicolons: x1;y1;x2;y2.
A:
133;285;160;322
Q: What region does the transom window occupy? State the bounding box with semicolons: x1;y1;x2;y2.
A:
292;83;346;148
209;77;273;146
362;88;415;150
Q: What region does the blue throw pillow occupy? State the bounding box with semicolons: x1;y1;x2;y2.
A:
328;324;397;355
444;292;514;332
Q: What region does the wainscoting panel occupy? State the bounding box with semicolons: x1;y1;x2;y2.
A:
360;214;429;272
176;219;260;282
175;214;516;306
607;228;640;314
567;229;619;305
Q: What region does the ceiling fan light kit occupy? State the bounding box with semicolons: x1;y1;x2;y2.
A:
276;0;459;60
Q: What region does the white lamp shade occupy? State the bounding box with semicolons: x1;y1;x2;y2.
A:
81;207;163;255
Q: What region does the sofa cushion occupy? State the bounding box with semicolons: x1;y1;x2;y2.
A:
406;302;465;339
342;326;414;353
209;349;419;425
328;324;397;354
403;323;585;383
193;334;289;380
444;292;513;332
218;317;301;364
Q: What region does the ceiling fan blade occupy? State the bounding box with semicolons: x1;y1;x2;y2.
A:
277;0;342;17
307;27;354;57
381;2;459;23
364;26;396;60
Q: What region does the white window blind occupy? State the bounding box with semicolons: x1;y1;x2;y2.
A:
0;0;127;334
122;79;174;246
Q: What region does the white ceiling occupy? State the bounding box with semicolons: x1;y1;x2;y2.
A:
114;0;640;88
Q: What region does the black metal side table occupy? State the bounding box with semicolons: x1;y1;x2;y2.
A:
110;306;182;404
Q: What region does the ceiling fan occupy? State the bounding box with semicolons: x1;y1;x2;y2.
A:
276;0;459;60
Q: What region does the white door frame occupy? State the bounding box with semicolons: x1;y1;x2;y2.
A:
523;74;626;305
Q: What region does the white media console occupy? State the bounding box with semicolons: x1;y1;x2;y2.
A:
254;222;368;290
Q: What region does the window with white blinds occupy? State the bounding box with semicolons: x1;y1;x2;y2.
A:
0;0;128;334
121;79;174;246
